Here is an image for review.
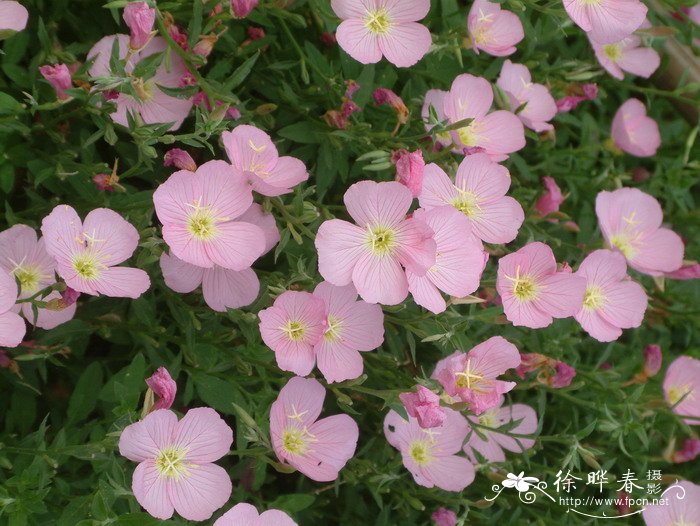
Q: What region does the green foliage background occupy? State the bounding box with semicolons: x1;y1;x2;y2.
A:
0;0;699;524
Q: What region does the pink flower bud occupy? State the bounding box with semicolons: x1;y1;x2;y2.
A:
168;23;189;50
164;148;197;172
226;106;242;120
344;80;360;100
193;34;218;58
145;367;177;410
324;110;348;130
582;83;598;100
672;438;700;463
392;149;425;198
399;385;446;429
643;344;662;377
431;508;457;526
563;221;580;232
93;173;115;192
666;263;700;280
535;176;565;216
247;27;265;40
341;100;361;119
616;491;632;515
230;0;259;18
0;350;11;368
39;64;72;100
373;88;409;124
123;2;156;51
321;32;337;46
550;361;577;388
632;167;651;182
61;287;81;307
515;352;550;378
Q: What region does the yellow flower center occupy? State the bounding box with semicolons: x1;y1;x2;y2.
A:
455;358;487;391
72;252;102;280
365;8;392;35
672;517;694;526
408;440;432;466
609;234;637;259
452;190;480;218
473;26;491;46
479;410;498;428
155;446;190;479
457;124;479;147
512;275;539;302
667;384;693;406
132;77;154;102
282;320;306;342
603;44;622;61
187;208;218;241
324;315;342;342
367;226;396;256
13;265;43;294
281;426;316;456
583;285;606;310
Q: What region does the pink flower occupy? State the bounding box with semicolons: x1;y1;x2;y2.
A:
443;74;525;161
611;98;661;157
407;206;488;314
664;355;700;425
39;64;72;101
231;0;259;18
164;148;197;172
40;205;150;299
146;368;177;411
222;125;309;197
0;224;77;329
373;88;409;124
464;403;537;463
88;35;194;131
666;262;700;280
590;34;660;80
153;160;266;270
123;2;155;50
432;336;521;414
535;177;565;217
573;250;647;342
563;0;647;44
468;0;524;57
392;149;425;198
315;181;436;305
215;503;297;526
671;438;700;463
643;481;700;525
596;187;684;275
0;267;25;347
312;282;384;383
431;508;457;526
399;385;446;429
643;344;662;377
270;377;358;481
118;408;233;521
497;242;587;329
0;1;28;35
160;203;278;311
259;291;327;376
384;407;475;491
496;60;557;133
419;155;525;244
332;0;432;68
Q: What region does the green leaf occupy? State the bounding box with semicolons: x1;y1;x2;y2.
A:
224;51;260;91
67;362;103;423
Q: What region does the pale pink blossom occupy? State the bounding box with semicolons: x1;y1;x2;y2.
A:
666;262;700;280
332;0;432;68
0;1;28;35
407;206;488;314
563;0;647;44
642;481;700;525
315;181;436;305
468;0;524;57
312;282;384;383
39;64;72;101
215;503;297;526
384;407;475;491
270;377;358;481
664;355;700;425
431;508;457;526
118;408;233;521
123;2;155;50
399;385;446;429
0;267;25;347
611;98;661;157
146;368;177;411
231;0;259;18
0;224;77;329
222;125;308;197
160;203;278;312
88;35;194;131
259;292;327;376
443;74;525;161
393;149;425;198
153;160;266;270
40;205;150;299
497;242;587;329
419;155;524;244
464;403;537;463
671;438;700;464
432;336;521;414
590;34;660;80
573;250;647;342
643;344;662;377
535;177;565;217
164;148;197;172
596;187;684;275
496;60;556;132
